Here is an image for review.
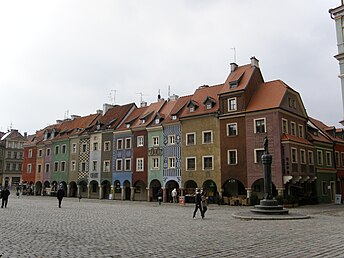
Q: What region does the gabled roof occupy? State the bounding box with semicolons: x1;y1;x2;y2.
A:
179;84;223;119
309;117;344;144
281;133;312;145
0;129;26;141
219;64;258;94
163;95;192;123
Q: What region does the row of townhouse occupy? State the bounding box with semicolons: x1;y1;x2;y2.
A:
21;57;344;204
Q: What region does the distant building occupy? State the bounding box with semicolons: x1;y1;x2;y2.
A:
330;1;344;124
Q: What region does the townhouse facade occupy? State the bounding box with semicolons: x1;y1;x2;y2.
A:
19;57;344;204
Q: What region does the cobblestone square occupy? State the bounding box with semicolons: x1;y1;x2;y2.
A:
1;196;344;258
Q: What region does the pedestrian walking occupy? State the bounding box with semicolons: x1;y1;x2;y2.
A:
157;189;163;205
57;186;65;208
172;188;178;203
193;188;203;219
1;187;10;208
201;190;208;218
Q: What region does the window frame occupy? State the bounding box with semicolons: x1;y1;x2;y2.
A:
202;130;213;144
254;118;266;134
186;157;196;171
202;155;214;170
136;158;144;172
291;147;298;163
254;148;265;163
137;136;144;147
227;97;237;112
227;123;238;136
282;119;288;134
186;133;196;145
227;149;238;165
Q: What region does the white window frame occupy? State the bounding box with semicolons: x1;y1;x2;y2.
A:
117;139;123;150
168;135;176;145
46;148;51;156
72;143;77;153
136;158;144;172
326;151;332;166
116;159;123;171
202;130;213;144
71;160;76;171
27;164;32;173
317;150;323;166
206;103;212;109
290;122;296;136
186;157;196;171
137;136;144;147
93;142;98;151
125;138;132;149
152;136;159;146
37;164;42;173
152;157;160;170
228;97;237;111
28;149;33;158
92;160;98;171
168;157;176;169
254;118;266;134
186;133;196;145
298;124;304;138
54;162;59;172
227;123;238;136
81;162;87;172
104;141;111;152
308;151;314;165
254;148;265;163
45;163;50;173
55;145;60;155
62;144;67;154
282;119;288;134
227;149;238;165
300;149;306;164
38;149;43;157
60;161;66;172
125;158;131;171
202;155;214;170
103;160;111;172
82;144;87;153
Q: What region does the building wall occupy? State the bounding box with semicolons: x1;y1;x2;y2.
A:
88;133;102;184
147;127;164;188
51;139;70;183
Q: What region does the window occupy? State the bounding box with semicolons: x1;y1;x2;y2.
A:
186;157;196;171
61;161;66;172
13;152;17;159
104;141;110;151
206;103;212;109
298;124;304;138
18;163;22;171
254;149;264;163
168;135;176;145
45;163;50;173
326;152;332;166
228;98;237;111
336;151;340;167
38;149;43;157
322;181;328;195
81;162;86;172
28;149;32;158
186;133;196;145
82;144;87;152
155;118;160;124
189;106;194;112
55;146;59;155
228;150;237;165
71;161;76;171
290;122;296;136
152;136;159;146
172;115;177;120
168;157;176;168
125;159;131;171
54;162;59;172
308;151;314;165
46;148;51;156
137;136;144;147
72;143;77;153
62;145;66;154
116;159;122;171
317;150;323;165
300;149;306;164
92;161;98;171
152;157;159;169
93;142;98;151
27;164;32;173
136;158;144;171
227;123;238;136
19;152;23;159
37;164;42;173
291;148;297;163
117;139;123;150
103;161;110;172
202;131;213;144
254;118;266;133
282;119;288;134
202;156;213;170
125;138;132;149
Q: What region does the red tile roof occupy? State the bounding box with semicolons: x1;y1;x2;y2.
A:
309;117;344;144
281;133;312;145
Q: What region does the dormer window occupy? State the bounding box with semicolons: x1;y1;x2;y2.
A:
141;119;145;124
126;124;130;128
155;118;160;124
190;107;194;112
172;115;177;120
228;98;237;111
229;82;238;89
206;103;212;109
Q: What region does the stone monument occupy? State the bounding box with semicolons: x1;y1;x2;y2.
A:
251;137;289;215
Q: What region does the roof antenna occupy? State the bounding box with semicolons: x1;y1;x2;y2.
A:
109;90;118;105
158;89;161;100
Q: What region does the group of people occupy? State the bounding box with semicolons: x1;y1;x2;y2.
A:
193;188;208;219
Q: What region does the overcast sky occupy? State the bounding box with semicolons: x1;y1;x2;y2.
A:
0;0;342;135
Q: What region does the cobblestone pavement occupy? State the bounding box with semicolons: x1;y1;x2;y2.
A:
1;196;344;258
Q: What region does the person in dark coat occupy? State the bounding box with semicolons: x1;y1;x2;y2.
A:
157;189;163;205
56;186;65;208
193;188;204;219
1;187;10;208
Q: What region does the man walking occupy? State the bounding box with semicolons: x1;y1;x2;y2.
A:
171;188;178;203
1;187;10;208
56;185;65;208
193;188;203;219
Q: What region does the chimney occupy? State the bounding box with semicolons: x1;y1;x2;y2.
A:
24;132;27;138
103;103;114;114
230;63;238;72
169;94;179;101
250;56;259;68
140;101;148;107
96;109;103;115
56;120;63;124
